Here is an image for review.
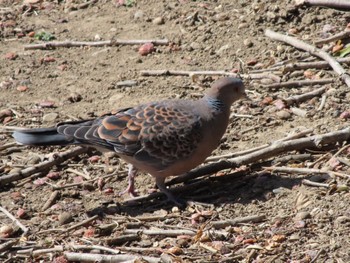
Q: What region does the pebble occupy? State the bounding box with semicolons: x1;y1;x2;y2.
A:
0;225;13;238
58;212;73;225
134;10;144;20
43;112;59;122
67;92;82;103
216;44;231;55
243;39;253;48
276;110;291;120
26;154;41;165
152;16;164;25
295;211;311;220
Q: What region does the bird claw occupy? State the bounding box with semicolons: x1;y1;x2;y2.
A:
118;186;138;198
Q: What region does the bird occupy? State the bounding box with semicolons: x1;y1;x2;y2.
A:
13;77;246;206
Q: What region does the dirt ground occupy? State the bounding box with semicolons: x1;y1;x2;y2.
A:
1;0;350;262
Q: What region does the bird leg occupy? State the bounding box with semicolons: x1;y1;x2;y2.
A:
119;164;138;197
155;177;186;207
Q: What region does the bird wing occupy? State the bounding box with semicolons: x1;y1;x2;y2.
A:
57;102;203;169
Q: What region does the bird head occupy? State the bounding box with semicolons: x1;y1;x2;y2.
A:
205;77;246;107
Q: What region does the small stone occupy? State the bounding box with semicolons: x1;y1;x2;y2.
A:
216;44;231;55
138;42;155;56
27;154;41;165
152;17;164;25
43;113;59;122
58;212;73;225
276;110;291;120
39;101;55;108
134;10;144;20
243;39;253;48
17;85;28;92
67;92;82;103
0;225;14;238
295;211;311;220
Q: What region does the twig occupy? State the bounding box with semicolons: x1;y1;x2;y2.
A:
302;179;329;188
0;142;17;151
70;244;120;255
66;168;91;180
180;127;350;183
0;146;88;186
265;29;350;87
140;70;281;82
263;79;333;89
123;229;196;236
0;239;19;253
315;31;350;45
317;94;327;111
41;190;60;211
105;234;140;246
295;0;350;10
211;214;266;229
264;166;350;178
251;57;350;73
204;129;313;165
284;86;327;106
0;206;29;235
65;215;99;233
37;215;98;234
23;39;169;50
64;252;160;263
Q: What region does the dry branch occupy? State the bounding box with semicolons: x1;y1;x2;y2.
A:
123;228;196;236
264;166;350;178
263;79;333;89
178;127;350;183
0;146;88;186
296;0;350;10
140;70;281;82
206;129;313;162
315;30;350;45
64;252;160;263
24;39;169;50
0;206;29;235
212;214;266;229
284;86;327;106
251;57;350;73
265;29;350;87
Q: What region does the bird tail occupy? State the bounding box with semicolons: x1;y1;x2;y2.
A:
13;127;75;146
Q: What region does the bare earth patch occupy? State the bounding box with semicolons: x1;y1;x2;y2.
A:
1;0;350;262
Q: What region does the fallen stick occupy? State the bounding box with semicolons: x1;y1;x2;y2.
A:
295;0;350;10
0;239;18;253
211;214;266;229
264;166;350;178
0;146;88;186
284;86;327;106
24;39;169;50
123;229;196;236
64;252;160;263
315;30;350;45
206;128;313;162
178;127;350;183
262;78;333;89
251;57;350;73
302;179;330;188
265;29;350;87
0;206;29;235
140;70;281;82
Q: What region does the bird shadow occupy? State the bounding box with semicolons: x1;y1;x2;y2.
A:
86;170;308;217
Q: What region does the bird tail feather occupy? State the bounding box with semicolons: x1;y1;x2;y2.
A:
13;127;75;146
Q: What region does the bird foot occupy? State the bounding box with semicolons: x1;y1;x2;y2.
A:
118;186;138;198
